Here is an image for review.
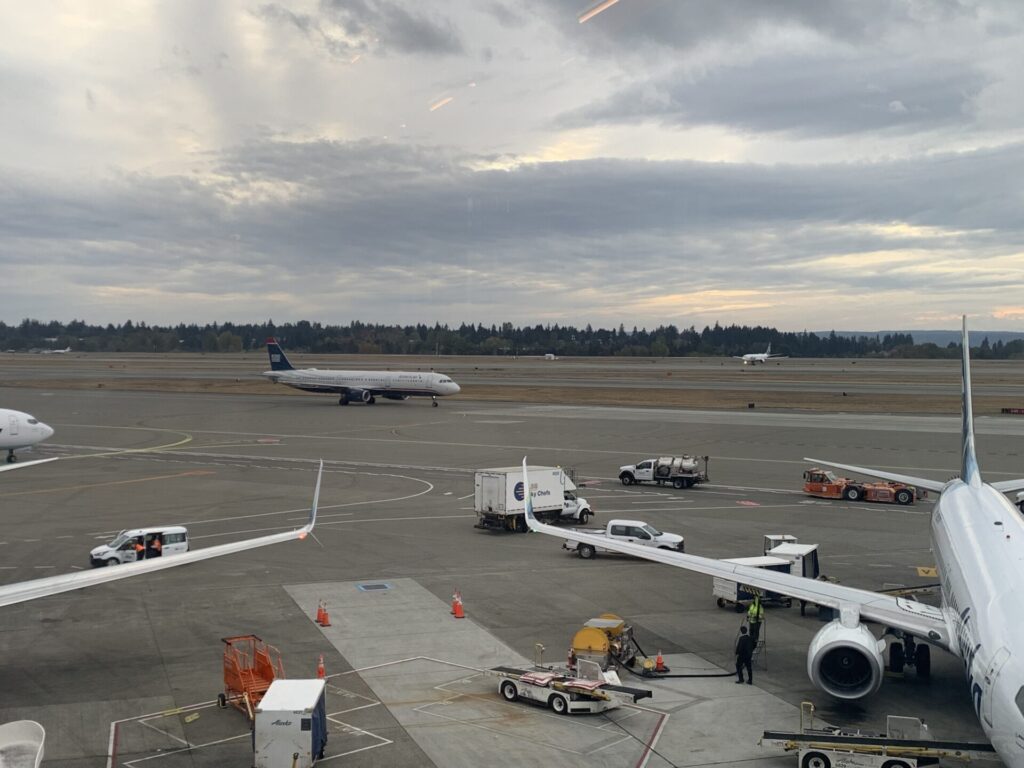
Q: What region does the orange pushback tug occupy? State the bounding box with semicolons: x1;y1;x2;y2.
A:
803;468;925;506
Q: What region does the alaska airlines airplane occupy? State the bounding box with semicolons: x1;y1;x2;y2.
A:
734;343;787;364
526;319;1024;767
263;338;461;406
0;462;320;608
0;409;55;472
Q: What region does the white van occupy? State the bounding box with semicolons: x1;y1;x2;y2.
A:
89;526;189;567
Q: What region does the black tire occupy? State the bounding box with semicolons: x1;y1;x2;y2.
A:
106;558;120;567
915;644;931;679
843;486;861;501
620;473;634;486
784;598;793;608
217;693;227;709
432;401;438;407
578;544;596;560
881;761;912;768
6;454;15;464
716;598;726;609
889;642;905;674
367;396;376;404
673;478;685;489
895;489;913;505
500;680;518;702
549;694;568;714
515;516;528;533
801;753;831;768
578;511;590;525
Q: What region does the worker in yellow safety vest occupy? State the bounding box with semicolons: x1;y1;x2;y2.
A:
747;594;764;644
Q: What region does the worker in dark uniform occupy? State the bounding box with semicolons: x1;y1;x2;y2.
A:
735;626;753;684
147;534;162;558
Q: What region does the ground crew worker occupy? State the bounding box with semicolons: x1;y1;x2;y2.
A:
148;534;162;558
747;594;764;644
134;537;145;562
735;626;753;684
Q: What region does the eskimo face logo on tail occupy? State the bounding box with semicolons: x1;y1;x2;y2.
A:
514;482;525;501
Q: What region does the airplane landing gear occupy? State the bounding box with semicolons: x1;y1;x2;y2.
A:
6;449;16;464
886;630;931;679
432;396;439;408
338;395;350;406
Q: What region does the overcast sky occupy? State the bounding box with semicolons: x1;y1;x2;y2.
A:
3;1;1024;331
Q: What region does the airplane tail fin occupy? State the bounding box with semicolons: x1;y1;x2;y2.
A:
266;338;294;371
960;317;982;488
766;343;771;355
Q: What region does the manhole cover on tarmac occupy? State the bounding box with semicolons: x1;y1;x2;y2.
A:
357;583;392;591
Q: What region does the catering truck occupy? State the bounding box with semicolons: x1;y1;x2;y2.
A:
618;456;709;488
475;466;592;533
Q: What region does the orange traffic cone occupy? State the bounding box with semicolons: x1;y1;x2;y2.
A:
315;600;325;625
319;602;332;627
451;589;461;615
453;593;465;619
316;654;326;679
655;651;666;673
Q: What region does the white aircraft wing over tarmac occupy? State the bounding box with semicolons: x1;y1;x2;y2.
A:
0;462;321;609
263;338;460;407
526;318;1024;768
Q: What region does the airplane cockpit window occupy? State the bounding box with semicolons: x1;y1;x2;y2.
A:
27;418;38;424
1016;685;1024;717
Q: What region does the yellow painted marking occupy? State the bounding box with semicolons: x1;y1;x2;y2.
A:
916;566;937;577
5;470;215;497
183;713;200;724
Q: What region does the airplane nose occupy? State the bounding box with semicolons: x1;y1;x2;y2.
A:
41;423;54;440
450;383;461;394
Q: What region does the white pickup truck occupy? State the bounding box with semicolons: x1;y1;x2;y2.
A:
562;519;684;559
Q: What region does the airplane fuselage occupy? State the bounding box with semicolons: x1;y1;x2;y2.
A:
263;368;460;399
932;480;1024;764
0;409;54;457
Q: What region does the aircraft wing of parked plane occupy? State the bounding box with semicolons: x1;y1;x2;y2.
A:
0;461;321;609
263;338;460;406
526;318;1024;768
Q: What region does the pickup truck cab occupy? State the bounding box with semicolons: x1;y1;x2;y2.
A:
563;519;684;559
90;526;189;566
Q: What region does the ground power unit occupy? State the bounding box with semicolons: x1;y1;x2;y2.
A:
254;679;327;768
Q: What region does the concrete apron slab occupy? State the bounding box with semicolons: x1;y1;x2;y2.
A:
285;579;799;768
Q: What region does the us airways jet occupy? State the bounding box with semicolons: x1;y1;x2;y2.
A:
734;342;788;364
525;319;1024;767
0;462;320;608
263;338;461;407
0;408;56;473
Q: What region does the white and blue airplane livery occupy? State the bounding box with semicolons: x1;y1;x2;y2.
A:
525;318;1024;767
0;408;56;473
263;338;460;407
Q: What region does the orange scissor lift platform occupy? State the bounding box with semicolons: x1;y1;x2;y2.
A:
218;635;285;720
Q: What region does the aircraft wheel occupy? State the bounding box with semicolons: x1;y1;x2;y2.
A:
6;453;16;464
889;642;905;674
915;644;931;679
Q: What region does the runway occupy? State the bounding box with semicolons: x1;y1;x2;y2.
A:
1;356;1021;766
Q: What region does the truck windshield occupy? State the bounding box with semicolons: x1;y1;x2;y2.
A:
642;525;662;537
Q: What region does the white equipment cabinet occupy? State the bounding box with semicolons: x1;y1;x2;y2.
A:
254;679;328;768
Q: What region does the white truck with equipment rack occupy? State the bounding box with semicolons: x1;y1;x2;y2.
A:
490;659;651;714
475;465;591;533
563;519;684;559
618;455;709;488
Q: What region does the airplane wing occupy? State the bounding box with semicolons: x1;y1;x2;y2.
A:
0;461;322;609
521;460;950;650
804;457;947;494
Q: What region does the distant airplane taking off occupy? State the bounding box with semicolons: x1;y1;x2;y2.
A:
0;409;55;470
263;339;461;407
40;346;71;354
734;343;788;364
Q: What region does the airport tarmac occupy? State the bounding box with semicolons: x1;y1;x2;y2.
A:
2;365;1022;767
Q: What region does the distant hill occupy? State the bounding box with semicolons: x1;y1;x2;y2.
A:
822;330;1024;346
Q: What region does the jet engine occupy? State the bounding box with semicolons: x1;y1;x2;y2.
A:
358;389;373;403
806;620;885;700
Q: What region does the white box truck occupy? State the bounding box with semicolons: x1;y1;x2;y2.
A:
475;466;591;533
254;679;328;768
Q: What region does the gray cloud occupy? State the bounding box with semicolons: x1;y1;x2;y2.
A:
560;55;990;137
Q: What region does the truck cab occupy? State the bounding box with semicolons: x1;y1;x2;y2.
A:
89;526;189;567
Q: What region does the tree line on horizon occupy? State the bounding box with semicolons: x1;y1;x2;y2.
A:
2;318;1023;359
